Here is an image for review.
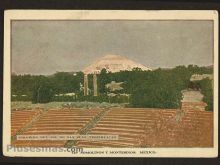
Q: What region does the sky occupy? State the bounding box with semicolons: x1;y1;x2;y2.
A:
11;20;213;75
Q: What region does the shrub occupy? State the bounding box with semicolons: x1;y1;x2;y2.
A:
130;81;182;109
77;94;109;103
195;79;213;111
187;79;213;111
62;101;125;109
32;81;54;103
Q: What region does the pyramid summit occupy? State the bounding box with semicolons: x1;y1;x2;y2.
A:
83;54;152;74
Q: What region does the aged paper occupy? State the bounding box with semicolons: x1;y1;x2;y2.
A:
3;10;218;157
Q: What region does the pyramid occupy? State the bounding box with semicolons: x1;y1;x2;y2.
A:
83;54;151;74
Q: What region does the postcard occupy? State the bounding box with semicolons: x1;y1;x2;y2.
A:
3;10;218;157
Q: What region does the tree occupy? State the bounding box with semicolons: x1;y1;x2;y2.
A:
194;79;213;111
130;78;181;109
98;69;111;94
32;80;54;103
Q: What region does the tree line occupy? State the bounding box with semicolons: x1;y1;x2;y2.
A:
11;65;213;110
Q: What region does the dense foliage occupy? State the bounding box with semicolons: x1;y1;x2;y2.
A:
200;79;213;111
11;72;84;103
32;80;54;103
190;79;213;111
11;65;213;109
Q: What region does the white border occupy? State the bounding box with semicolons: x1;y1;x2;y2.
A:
3;10;218;157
